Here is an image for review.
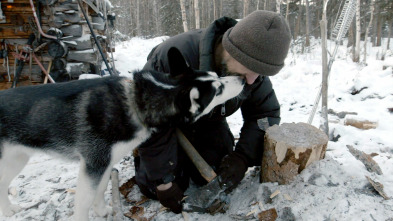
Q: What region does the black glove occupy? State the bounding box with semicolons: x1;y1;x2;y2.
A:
218;152;248;192
156;183;183;214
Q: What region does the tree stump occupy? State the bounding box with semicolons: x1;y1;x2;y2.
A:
261;122;328;184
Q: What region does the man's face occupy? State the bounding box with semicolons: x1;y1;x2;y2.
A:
221;50;260;85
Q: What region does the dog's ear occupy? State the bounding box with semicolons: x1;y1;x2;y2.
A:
167;47;191;77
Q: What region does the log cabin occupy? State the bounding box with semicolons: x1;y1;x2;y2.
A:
0;0;114;90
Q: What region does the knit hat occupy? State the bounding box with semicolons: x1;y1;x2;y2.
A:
222;10;291;76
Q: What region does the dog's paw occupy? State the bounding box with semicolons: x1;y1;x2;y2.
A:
2;204;22;217
93;204;112;217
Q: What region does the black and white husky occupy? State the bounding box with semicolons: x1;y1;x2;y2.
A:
0;48;245;220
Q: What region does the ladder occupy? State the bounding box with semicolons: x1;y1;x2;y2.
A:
307;0;357;124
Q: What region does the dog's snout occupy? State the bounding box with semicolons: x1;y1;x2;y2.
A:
236;76;246;85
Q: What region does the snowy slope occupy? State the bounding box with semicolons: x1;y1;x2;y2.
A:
1;37;392;221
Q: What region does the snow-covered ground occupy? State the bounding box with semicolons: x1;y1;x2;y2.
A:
1;36;392;221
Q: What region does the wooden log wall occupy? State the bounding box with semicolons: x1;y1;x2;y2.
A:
0;0;109;87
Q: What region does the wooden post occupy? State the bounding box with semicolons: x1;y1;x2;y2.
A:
261;123;328;184
44;60;52;84
111;168;124;220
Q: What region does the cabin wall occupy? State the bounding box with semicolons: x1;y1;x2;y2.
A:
0;0;110;85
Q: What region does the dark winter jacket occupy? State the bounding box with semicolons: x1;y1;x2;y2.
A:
138;17;281;183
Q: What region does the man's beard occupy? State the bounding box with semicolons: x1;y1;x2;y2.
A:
219;62;243;78
220;62;249;100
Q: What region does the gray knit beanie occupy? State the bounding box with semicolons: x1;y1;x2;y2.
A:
222;10;291;76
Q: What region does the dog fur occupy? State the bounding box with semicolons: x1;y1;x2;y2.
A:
0;48;245;220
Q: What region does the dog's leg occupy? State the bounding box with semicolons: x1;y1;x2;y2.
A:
74;158;112;221
74;159;97;221
0;147;29;217
92;167;112;217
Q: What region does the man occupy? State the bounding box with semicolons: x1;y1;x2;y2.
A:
134;10;291;213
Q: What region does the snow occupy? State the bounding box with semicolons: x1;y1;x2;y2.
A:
1;37;393;221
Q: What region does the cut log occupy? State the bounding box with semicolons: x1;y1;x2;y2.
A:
54;12;81;26
67;49;97;63
38;0;57;5
344;118;378;130
61;24;82;37
65;62;90;78
65;34;93;50
53;3;79;12
92;16;105;31
261;122;328;184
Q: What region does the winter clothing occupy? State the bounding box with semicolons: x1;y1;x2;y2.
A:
222;10;291;76
218;151;248;192
156;183;184;214
136;11;286;209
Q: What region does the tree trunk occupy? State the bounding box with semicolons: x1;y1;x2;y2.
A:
155;0;161;36
320;0;328;136
213;0;217;20
195;0;200;29
130;0;134;36
261;123;328;184
180;0;189;32
294;0;302;40
387;17;393;50
201;0;206;28
314;0;321;38
190;0;195;30
219;0;223;18
305;0;310;47
243;0;249;18
136;0;141;36
363;0;375;63
353;0;361;62
347;22;354;49
286;0;290;21
276;0;281;13
376;6;383;47
371;3;379;46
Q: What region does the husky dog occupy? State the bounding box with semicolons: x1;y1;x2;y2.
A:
0;47;245;220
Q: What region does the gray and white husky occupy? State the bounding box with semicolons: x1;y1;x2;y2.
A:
0;47;245;220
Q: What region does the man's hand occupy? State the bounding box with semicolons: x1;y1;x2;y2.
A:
156;182;183;214
218;152;248;192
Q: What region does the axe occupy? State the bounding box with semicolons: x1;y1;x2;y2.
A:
176;128;229;214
